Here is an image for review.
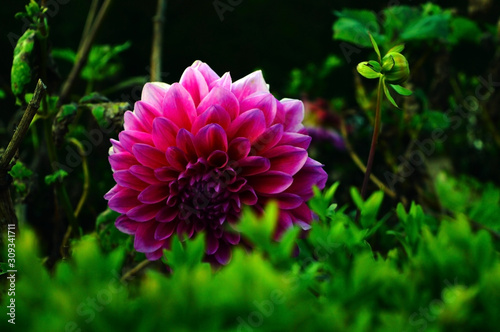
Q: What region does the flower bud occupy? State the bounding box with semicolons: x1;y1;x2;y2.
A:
381;52;410;84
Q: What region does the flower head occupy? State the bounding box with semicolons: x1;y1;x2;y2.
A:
105;61;327;264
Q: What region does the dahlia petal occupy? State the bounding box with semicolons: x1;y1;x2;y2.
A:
113;170;148;191
291;202;314;225
133;144;168;169
227;109;266;142
134;221;164;252
238;156;270;176
224;232;240;245
192;105;231;135
154;166;180;181
177;222;195;240
174;129;196;162
165;146;188;171
138;184;170;204
141;82;169;110
227;178;247;192
279;132;312;149
262;145;308;175
193;123;228;159
197;87;239;120
124;111;147;132
154;222;177;240
109;152;137;171
179;67;209;106
270;193;303;210
161;83;196;129
145;249;164;261
127;203;163;222
214;241;231;265
206;232;219;255
239;185;258;205
156;205;178;222
248;171;293;194
152;117;179;151
134;101;162;131
209;72;232;90
110;139;125;154
252;124;283;154
286;158;327;198
228;138;251;161
108;188;140;213
119;131;154;153
231;70;268;101
207;150;229;168
129;165;161;184
275;212;294;239
115;215;138;235
104;184;121;200
192;60;220;86
240;92;277;125
281;98;305;131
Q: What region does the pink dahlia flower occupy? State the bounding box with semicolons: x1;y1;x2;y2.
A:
105;61;327;264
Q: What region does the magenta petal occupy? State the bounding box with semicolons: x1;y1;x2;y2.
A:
262;145;308;175
192;60;220;86
209;72;232;90
252;124;283;154
127;203;162;222
272;193;303;210
134;221;164;253
179;66;209;106
194;123;228;158
109;152;137;171
104;184;121;200
239;185;258;205
129;165;160;184
197;87;239;120
152;117;179;151
119;131;154;153
279;132;312;149
138;184;169;204
224;232;240;245
192;105;231;135
154;166;180;181
141;82;169;110
206;232;219;255
214;241;231;265
227;109;266;142
291;202;313;226
145;249;164;261
124;111;147;132
238;156;270;176
154;222;177;240
110;139;125;154
161;83;196;129
248;171;293;194
281;98;305;131
108;188;140;213
275;212;294;239
207;150;228;168
166;146;188;171
133;143;167;169
231;70;268;101
134;101;162;131
115;215;138;235
156;205;178;222
240;92;277;125
286;158;327;198
177;222;195;240
228;138;251;161
176;129;197;161
113;170;148;191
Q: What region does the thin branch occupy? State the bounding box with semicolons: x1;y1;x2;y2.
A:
120;259;151;283
58;0;114;106
69;138;90;218
78;0;100;52
0;80;46;170
150;0;167;81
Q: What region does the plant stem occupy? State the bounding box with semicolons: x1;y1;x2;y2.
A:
150;0;168;81
355;76;383;223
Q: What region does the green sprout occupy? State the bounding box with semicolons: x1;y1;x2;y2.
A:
355;33;412;222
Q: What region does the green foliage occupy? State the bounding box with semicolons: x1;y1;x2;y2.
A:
8;161;33;199
1;186;500;332
44;169;68;185
11;29;36;101
83;42;132;82
287;55;342;96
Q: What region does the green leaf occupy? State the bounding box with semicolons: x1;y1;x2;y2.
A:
390;84;412;96
368;33;381;61
383;80;399;108
11;29;36;99
449;17;482;44
81;41;131;81
357;62;382;79
387;44;405;54
333;9;382;47
44;169;68;185
400;13;450;41
51;48;77;63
